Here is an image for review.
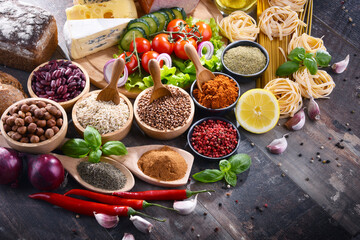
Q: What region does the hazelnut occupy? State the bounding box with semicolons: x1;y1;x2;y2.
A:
39;135;46;142
4;124;11;132
20;104;30;113
27;123;37;134
36;120;46;128
17;126;27;135
12;113;19;118
44;112;52;120
12;125;19;131
35;127;44;137
30;135;40;143
47;119;56;128
9;106;19;115
15;118;25;126
20;137;29;143
7;131;15;138
25;112;32;117
24;116;34;125
56;118;63;127
18;111;25;118
47;106;58;116
2;115;9;123
36;101;47;108
29;104;38;113
6;116;16;126
51;126;60;134
45;128;54;139
55;110;62;118
34;108;45;118
11;132;22;141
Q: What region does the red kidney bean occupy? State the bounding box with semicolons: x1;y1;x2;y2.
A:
51;80;56;88
65;68;72;76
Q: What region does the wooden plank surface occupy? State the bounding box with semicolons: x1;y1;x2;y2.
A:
0;0;359;239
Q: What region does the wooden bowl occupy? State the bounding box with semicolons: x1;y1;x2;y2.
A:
0;98;68;154
72;90;134;144
133;86;195;140
27;60;90;111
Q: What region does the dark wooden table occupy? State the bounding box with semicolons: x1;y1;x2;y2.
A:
1;1;359;239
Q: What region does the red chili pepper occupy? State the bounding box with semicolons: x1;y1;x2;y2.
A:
29;192;165;221
65;189;175;211
113;189;214;201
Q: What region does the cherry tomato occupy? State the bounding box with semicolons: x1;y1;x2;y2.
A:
193;21;212;42
166;19;190;40
174;38;197;60
119;52;138;75
129;38;151;55
152;34;174;55
141;51;163;73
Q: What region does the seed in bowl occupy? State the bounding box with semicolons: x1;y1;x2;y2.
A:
2;100;63;143
76;93;129;135
193;74;238;109
137;86;191;130
191;119;238;158
31;60;86;102
224;46;266;75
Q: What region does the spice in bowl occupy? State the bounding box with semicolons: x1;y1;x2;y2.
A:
190;119;238;158
193;74;239;109
31;60;86;102
137;146;187;181
2;100;63;143
137;86;191;130
75;93;129;135
223;46;266;75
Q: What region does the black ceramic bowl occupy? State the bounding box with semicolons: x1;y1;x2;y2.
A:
187;117;240;161
190;72;240;116
221;40;269;83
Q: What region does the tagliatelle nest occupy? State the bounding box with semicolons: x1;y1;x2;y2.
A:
268;0;307;12
288;32;326;54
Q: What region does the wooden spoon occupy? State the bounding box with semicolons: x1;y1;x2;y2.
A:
148;59;172;103
96;58;125;104
184;43;215;92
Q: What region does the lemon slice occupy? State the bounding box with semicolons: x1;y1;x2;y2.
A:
235;89;280;134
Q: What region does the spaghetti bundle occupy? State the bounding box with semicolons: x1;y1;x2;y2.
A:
293;67;335;99
258;6;306;41
217;11;259;42
268;0;307;12
264;78;303;118
288;33;326;54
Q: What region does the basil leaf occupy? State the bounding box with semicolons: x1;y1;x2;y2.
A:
84;126;102;150
288;47;306;62
192;169;224;183
276;61;299;76
61;139;90;158
304;57;318;75
305;53;314;59
102;141;128;156
228;154;252;174
224;171;237;187
219;160;231;173
315;50;332;67
88;149;102;163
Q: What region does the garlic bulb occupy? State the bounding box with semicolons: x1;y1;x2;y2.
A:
173;194;198;215
93;212;119;229
130;215;153;233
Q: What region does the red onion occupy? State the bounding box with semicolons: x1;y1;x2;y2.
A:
156;53;172;68
197;41;214;60
103;59;128;87
0;147;22;185
28;154;64;191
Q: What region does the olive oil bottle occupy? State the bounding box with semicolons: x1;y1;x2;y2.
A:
215;0;257;14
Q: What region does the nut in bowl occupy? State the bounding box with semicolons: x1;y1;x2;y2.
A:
0;98;68;154
190;72;240;116
187;117;240;161
221;40;269;83
27;59;90;111
134;85;195;140
72;90;133;144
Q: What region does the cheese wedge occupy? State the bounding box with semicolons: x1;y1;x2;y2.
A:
66;0;137;20
64;18;133;59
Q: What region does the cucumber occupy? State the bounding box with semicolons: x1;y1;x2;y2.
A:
170;7;186;20
120;27;146;51
160;8;175;22
126;19;150;38
141;14;159;34
152;11;169;31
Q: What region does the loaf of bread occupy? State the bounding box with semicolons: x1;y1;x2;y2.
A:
0;0;58;72
0;71;26;116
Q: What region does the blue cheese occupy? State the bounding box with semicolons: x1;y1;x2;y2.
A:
64;18;133;59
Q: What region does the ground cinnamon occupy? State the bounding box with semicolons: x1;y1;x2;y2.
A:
193;74;239;109
137;146;187;181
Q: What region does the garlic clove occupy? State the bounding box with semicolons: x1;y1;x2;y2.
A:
93;212;119;229
130;215;153;233
285;109;305;131
173;194;198;215
266;135;288;154
332;55;349;74
122;233;135;240
308;96;320;121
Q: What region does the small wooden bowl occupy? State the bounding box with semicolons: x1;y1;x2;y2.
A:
0;98;68;154
72;90;134;144
27;60;90;111
133;86;195;140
